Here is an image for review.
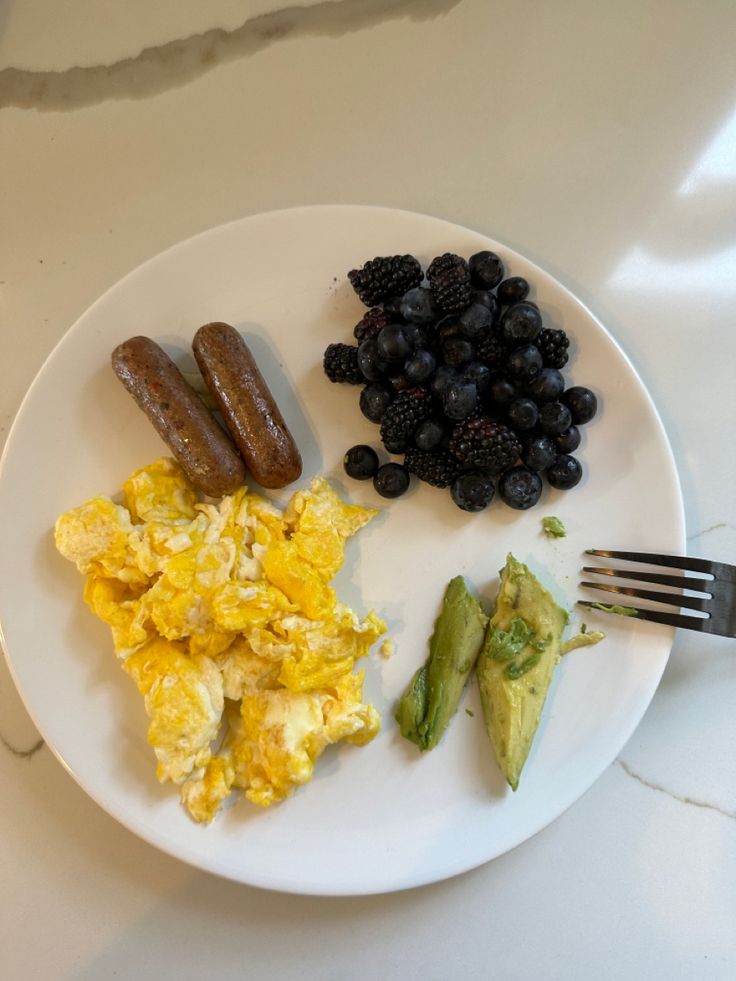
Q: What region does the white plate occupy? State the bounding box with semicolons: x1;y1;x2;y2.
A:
0;206;684;895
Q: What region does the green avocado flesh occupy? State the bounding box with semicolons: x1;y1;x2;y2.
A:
476;554;568;791
542;516;567;538
591;603;638;617
395;576;487;751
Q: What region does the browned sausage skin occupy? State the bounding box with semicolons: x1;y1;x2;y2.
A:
192;323;302;489
111;336;246;498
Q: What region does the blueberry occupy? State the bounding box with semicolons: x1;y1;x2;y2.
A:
470;289;493;310
373;462;410;498
458;303;492;340
497;277;530;306
451;472;495;512
469;250;505;289
436;316;463;343
414;419;445;451
377;323;414;363
405;323;431;349
521;435;557;471
538;401;572;436
404;348;436;384
400;287;437;325
507;398;539;431
343;445;379;480
506;344;543;382
555;425;581;454
562;386;598;424
442;380;478;420
442;337;474;367
488;376;518;406
498;467;543;509
431;365;458;399
381;295;406;321
470;290;500;325
357;338;389;381
462;360;492;394
546;454;583;490
526;367;564;403
501;302;543;344
359;382;393;422
389;372;411;392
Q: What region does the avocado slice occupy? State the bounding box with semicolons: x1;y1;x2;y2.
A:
396;576;487;751
477;554;568;790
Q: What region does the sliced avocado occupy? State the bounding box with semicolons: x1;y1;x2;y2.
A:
396;576;487;751
477;554;568;791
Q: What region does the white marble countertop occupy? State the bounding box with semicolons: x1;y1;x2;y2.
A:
1;1;734;977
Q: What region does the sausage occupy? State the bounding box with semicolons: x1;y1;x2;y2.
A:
111;336;246;497
192;323;302;489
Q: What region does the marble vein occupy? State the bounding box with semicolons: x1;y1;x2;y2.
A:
0;0;462;111
1;731;45;759
687;522;732;541
617;759;735;820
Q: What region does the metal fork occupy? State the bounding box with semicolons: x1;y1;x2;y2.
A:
578;549;736;637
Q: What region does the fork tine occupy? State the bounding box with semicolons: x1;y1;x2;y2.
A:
581;566;713;592
579;580;710;612
577;600;706;631
586;549;715;575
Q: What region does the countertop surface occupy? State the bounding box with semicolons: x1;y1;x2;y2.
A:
1;1;734;978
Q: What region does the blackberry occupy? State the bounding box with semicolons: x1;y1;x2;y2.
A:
449;417;521;474
404;447;462;488
537;328;570;369
427;253;472;313
379;389;431;451
353;307;391;343
323;343;363;384
476;329;507;368
348;255;422;307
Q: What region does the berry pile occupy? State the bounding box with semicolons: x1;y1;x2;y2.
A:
323;251;597;511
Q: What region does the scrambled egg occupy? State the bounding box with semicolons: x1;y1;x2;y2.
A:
55;457;385;822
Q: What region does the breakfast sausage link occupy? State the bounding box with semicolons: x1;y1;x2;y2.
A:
193;323;302;489
111;336;246;498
